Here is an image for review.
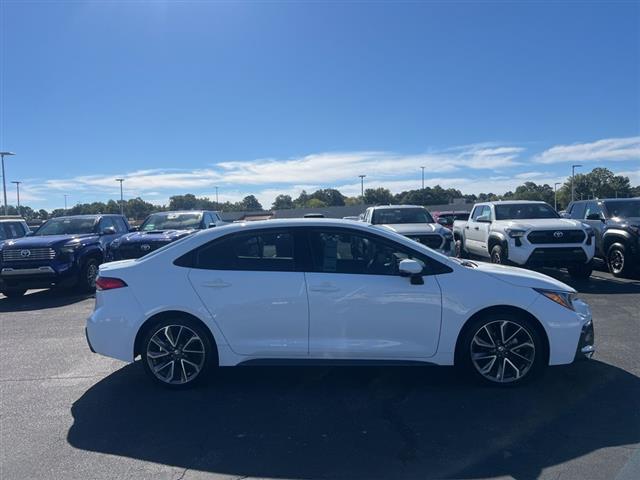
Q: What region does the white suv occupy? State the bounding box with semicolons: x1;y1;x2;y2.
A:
362;205;455;256
87;219;594;389
453;201;596;279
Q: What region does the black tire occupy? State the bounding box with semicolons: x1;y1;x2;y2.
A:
1;288;27;299
141;316;216;389
77;258;100;293
457;312;546;386
490;244;507;265
567;261;593;280
607;244;631;278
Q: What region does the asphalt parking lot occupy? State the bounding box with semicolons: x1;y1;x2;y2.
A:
0;268;639;480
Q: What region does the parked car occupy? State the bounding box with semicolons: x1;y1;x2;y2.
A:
108;210;224;260
432;210;470;230
362;205;455;256
87;219;594;389
565;198;639;277
0;216;30;244
453;201;595;279
0;214;129;298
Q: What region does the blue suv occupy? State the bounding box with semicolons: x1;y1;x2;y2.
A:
108;210;224;260
0;214;129;298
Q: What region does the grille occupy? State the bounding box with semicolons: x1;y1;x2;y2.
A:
409;235;444;249
2;247;56;261
527;230;585;244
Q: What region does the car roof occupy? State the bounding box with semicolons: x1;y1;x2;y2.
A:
477;200;547;206
370;204;426;210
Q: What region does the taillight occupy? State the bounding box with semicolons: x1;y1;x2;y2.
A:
96;277;128;291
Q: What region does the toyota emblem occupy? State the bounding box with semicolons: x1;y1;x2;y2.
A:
553;231;564;238
140;244;151;251
20;249;31;258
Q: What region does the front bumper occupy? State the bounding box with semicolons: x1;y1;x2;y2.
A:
574;319;595;361
0;261;80;290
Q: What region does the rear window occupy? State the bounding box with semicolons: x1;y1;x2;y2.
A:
495;203;559;220
371;208;434;225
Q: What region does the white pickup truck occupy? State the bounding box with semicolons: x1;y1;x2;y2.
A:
452;201;596;279
362;205;455;256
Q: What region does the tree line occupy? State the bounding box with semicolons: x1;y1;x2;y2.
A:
5;167;638;222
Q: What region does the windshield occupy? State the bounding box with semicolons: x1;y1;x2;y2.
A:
494;203;559;220
372;208;435;225
35;217;97;236
140;212;202;231
604;200;640;219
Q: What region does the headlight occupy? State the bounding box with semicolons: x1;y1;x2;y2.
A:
60;243;81;255
534;288;576;310
505;228;526;238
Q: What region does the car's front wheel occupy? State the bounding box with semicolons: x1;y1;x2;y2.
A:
77;258;100;292
490;245;507;264
141;317;215;389
458;313;545;386
607;244;630;278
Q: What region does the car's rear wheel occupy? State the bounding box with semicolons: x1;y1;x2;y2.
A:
458;313;545;386
607;244;630;278
455;239;468;258
567;261;593;280
141;317;215;389
1;288;27;299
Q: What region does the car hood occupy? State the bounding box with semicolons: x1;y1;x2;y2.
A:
1;233;97;249
379;223;445;235
115;229;194;244
496;218;585;230
470;261;575;292
607;217;640;228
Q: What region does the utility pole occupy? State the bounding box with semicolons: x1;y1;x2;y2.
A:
115;178;125;216
1;151;16;216
421;166;425;189
215;186;219;205
64;194;69;213
358;175;366;201
554;182;561;211
11;181;21;216
571;164;582;202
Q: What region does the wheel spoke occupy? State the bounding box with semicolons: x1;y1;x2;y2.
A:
504;357;521;379
164;326;177;347
478;356;497;374
150;337;170;352
482;326;496;346
504;326;523;345
147;350;170;359
499;321;508;344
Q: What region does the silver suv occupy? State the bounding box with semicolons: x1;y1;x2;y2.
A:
362;205;455;256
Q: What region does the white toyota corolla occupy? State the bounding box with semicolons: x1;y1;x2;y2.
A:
86;219;595;388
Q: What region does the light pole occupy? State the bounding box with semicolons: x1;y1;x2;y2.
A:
554;182;561;211
215;186;219;205
571;164;582;202
64;194;69;213
421;166;425;189
115;178;125;215
11;181;22;216
358;175;366;201
1;151;16;216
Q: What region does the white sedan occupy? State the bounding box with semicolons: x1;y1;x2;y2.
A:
86;219;595;388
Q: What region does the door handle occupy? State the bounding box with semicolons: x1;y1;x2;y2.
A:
474;226;479;230
465;226;470;229
309;283;340;293
201;280;231;288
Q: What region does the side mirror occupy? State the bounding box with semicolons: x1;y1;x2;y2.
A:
437;217;450;226
586;213;602;221
129;226;139;232
476;215;491;223
208;222;217;228
559;212;570;218
399;259;425;285
25;231;34;237
101;226;116;235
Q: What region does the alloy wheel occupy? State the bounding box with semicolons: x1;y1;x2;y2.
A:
609;249;625;275
86;263;98;288
470;320;535;383
146;325;206;385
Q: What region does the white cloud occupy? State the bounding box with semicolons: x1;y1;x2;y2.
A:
534;136;640;164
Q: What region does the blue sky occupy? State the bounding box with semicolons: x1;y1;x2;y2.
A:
1;0;638;210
